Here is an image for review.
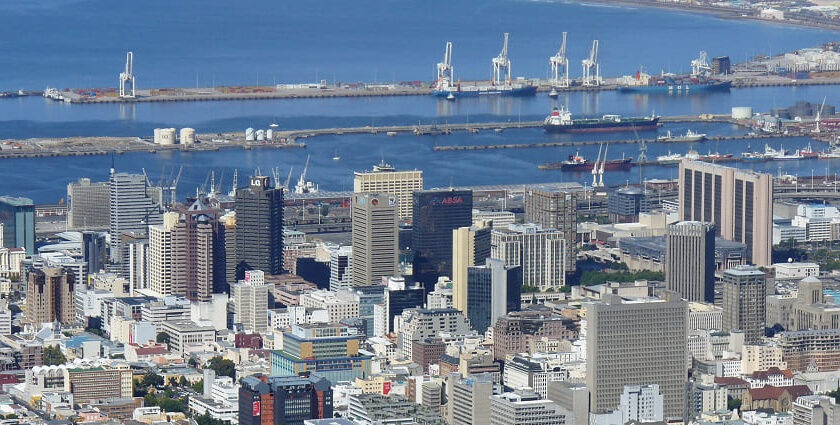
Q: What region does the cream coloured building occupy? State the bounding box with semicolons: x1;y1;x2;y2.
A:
354;162;422;222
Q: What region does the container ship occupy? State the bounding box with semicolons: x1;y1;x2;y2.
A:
433;82;537;98
618;71;731;94
539;151;633;171
543;106;659;133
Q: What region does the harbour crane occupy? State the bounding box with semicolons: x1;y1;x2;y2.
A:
271;167;282;189
581;40;601;87
295;156;318;194
592;144;602;188
550;32;570;88
814;96;827;133
229;169;238;197
119;51;136;98
690;50;711;76
284;167;294;193
598;144;608;187
436;42;454;90
166;165;183;206
492;33;511;87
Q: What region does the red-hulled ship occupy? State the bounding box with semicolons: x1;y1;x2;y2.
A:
539;151;633;171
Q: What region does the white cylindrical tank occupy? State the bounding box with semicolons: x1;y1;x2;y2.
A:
180;128;196;145
266;129;274;141
732;106;753;120
245;127;255;141
153;128;162;144
158;128;176;145
256;129;265;141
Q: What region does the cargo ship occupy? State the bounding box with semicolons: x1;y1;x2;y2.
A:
433;36;537;98
433;82;537;98
618;72;731;94
539;151;633;171
543;106;659;133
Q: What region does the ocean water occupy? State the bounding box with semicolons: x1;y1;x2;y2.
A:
0;0;836;202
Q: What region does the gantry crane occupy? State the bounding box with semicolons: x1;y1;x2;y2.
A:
690;50;711;76
582;40;601;87
550;32;570;88
119;51;136;98
492;33;511;87
436;42;454;90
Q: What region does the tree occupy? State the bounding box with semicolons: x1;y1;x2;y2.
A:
207;356;236;379
168;377;178;387
157;332;170;344
829;388;840;403
192;379;204;394
141;372;165;388
43;345;66;366
85;327;104;337
188;357;198;368
727;398;741;411
179;376;189;387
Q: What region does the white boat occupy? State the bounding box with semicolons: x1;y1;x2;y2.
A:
656;151;683;165
658;129;706;142
548;88;559;98
386;131;398;137
332;149;340;161
269;123;279;128
494;128;504;133
446;92;456;101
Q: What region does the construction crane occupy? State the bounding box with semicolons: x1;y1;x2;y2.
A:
582;40;601;87
550;32;570;88
492;33;511;87
119;51;136;98
436;42;454;90
166;165;183;206
814;96;827;133
271;167;282;189
690;51;712;76
591;144;602;188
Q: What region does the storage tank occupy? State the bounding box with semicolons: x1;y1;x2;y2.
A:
245;128;255;141
180;128;196;145
153;128;162;144
266;129;274;141
158;128;177;145
256;129;265;141
731;106;753;120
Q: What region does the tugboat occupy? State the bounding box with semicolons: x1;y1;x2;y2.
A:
799;143;820;158
543;106;659;133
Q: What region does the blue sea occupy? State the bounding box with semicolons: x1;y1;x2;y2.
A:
0;0;837;202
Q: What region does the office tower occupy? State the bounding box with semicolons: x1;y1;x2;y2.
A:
608;187;650;223
271;324;371;383
0;196;34;255
239;374;333;425
491;224;567;290
148;213;176;298
547;382;589;425
665;221;716;303
586;294;687;417
619;384;664;424
452;221;492;313
220;212;237;287
109;171;162;265
466;259;521;334
412;189;473;287
490;390;567;425
351;193;398;286
300;289;360;323
82;231;107;275
382;277;425;333
67;178;110;231
26;267;76;325
233;270;270;333
329;245;352;291
493;310;578;361
722;265;766;344
354;160;423;222
447;373;494;425
524;185;577;273
398;308;475;359
679;160;773;266
235;176;284;278
126;234;149;293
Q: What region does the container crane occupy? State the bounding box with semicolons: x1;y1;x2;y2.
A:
550;32;570;88
690;51;711;77
166;165;183;206
814;96;827;133
295;156;318;194
436;42;454;91
492;33;511;87
284;167;294;193
229;169;238;197
119;51;136;98
592;144;602;187
582;40;601;87
598;144;608;187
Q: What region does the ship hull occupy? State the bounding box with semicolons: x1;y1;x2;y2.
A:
539;158;634;171
545;117;659;133
434;85;537;98
618;81;732;94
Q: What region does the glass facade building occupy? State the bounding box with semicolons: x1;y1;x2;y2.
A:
411;189;473;288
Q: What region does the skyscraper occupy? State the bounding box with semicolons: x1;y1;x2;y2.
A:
354;161;423;222
109;171;162;266
586;294;687;417
235;176;284;278
233;270;270;333
665;221;716;303
351;193;398;286
0;196;35;255
239;374;333;425
329;245;353;291
412;189;473;287
67;178;110;231
491;224;567;290
679;160;773;266
26;267;76;325
452;220;492;313
524;185;577;274
722;265;766;344
82;231;107;276
466;258;521;333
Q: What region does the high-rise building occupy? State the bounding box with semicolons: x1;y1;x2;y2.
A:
329;245;352;291
608;187;650;224
82;231;108;276
381;277;424;333
722;265;766;344
233;270;270;334
67;178;110;231
665;221;716;303
490;390;567;425
466;258;521;334
354;161;423;222
235;176;284;278
26;267;76;325
524;185;577;273
679;160;773;266
493;309;578;361
351;193;398;286
619;384;664;424
412;189;473;287
586;294;687;417
398;308;475;360
239;374;333;425
0;195;34;255
271;324;372;383
452;221;492;313
491;224;566;290
109;171;162;266
446;373;494;425
126;234;149;293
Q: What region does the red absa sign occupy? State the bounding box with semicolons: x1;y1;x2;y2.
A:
383;381;392;394
253;401;261;416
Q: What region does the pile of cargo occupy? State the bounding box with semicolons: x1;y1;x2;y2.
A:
71;88;117;98
218;86;275;94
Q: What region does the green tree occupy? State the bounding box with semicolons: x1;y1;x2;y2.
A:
144;392;158;407
43;345;66;366
141;372;165;388
727;398;741;411
188;357;198;368
207;356;236;379
191;379;204;394
179;376;189;387
828;388;840;403
156;332;170;344
85;327;104;337
168;377;178;387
